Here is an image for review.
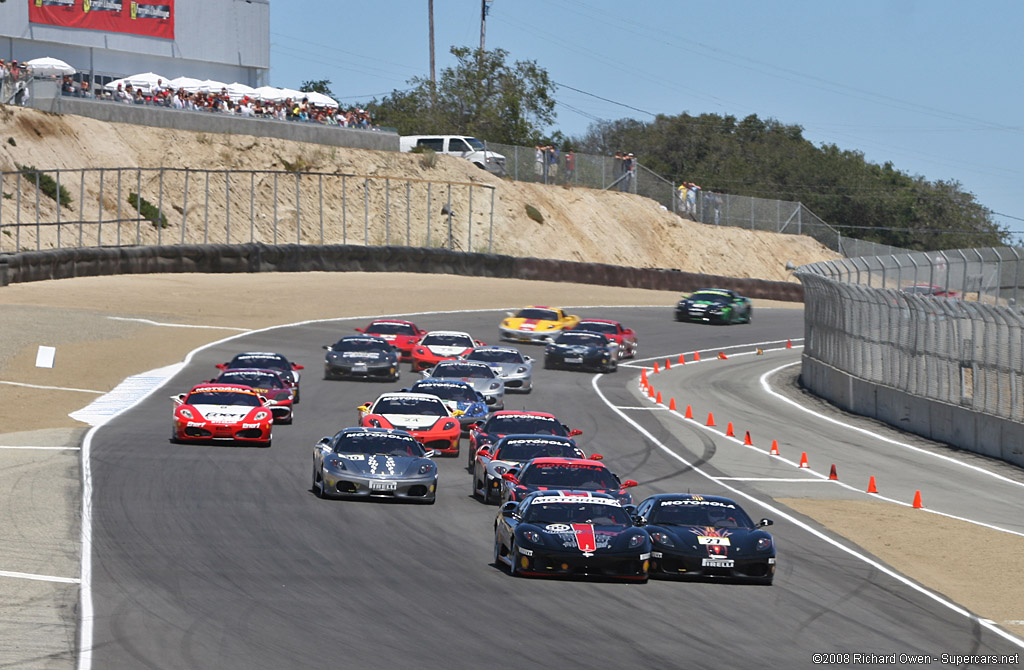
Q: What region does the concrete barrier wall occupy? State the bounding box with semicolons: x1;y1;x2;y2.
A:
800;355;1024;468
0;243;804;302
31;97;399;152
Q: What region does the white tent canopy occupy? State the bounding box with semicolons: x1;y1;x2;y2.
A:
302;90;339;108
104;72;170;94
197;79;228;94
250;86;305;103
26;57;76;76
223;82;256;100
166;76;205;92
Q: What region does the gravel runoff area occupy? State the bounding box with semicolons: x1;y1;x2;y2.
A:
0;272;1021;668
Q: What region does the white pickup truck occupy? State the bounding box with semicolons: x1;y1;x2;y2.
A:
400;135;506;176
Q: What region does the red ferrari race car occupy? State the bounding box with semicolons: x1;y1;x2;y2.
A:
211;368;296;424
171;383;274;447
409;330;483;372
499;456;638;506
355;319;427;361
571;319;639;359
357;392;463;455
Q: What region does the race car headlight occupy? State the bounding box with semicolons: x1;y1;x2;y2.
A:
493;464;508;475
418;462;435;475
178;408;194;420
515;366;527;374
649;531;675;547
628;534;647;548
327;457;347;471
522;530;542;544
488;382;500;390
501;319;511;327
253;411;270;422
756;537;774;552
369;418;382;428
442;421;456;431
544;323;557;329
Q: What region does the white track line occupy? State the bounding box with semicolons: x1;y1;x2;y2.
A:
715;477;834;482
107;316;251;331
0;445;80;451
640;365;1024;538
0;381;104;394
592;372;1024;650
0;569;80;584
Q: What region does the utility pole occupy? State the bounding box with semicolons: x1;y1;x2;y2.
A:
428;0;436;103
480;0;493;54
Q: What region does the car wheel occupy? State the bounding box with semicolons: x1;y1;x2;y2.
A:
261;438;273;448
312;467;324;497
746;308;753;324
493;534;504;567
544;357;554;369
483;479;495;504
293;388;301;404
509;540;521;577
390;370;401;382
605;358;618;373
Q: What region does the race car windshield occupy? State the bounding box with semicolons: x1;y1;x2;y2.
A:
229;355;289;372
433;364;494;379
335;433;424;457
483;416;566;435
413;384;478;402
217;372;285;388
690;292;731;304
518;464;619;489
575;322;617;334
466;349;524;364
555;332;606;346
375;397;448;416
648;501;755;529
422;334;474;347
332;339;391;352
366;322;417;335
515;308;558;321
524;501;631;526
494;439;581;461
187;391;261;407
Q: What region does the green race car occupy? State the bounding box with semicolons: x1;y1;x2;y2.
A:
674;288;752;324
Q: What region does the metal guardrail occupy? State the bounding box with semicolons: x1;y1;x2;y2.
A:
0;167;496;254
797;247;1024;423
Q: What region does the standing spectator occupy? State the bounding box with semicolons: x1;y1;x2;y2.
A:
534;145;545;181
710;191;722;225
620;152;635;192
548;145;559;182
613;151;623;185
564;148;576;185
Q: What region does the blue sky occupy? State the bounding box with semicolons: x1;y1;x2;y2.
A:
269;0;1024;240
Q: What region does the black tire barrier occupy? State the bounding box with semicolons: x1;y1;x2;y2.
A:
0;244;803;302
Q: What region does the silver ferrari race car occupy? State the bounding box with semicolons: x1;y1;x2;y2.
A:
312;427;438;504
464;345;534;393
422;359;505;410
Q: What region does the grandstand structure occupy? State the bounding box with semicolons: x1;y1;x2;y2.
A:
0;0;269;89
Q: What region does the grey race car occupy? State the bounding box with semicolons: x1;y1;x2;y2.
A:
464;345;534;393
422;359;505;410
312;427;438;504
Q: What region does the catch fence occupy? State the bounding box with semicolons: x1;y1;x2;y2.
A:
0;166;496;255
798;247;1024;423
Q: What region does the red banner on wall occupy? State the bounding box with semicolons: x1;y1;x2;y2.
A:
28;0;175;40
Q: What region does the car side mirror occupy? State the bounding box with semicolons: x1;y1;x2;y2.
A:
758;518;774;528
424;449;437;458
622;480;638;488
357;403;371;413
568;429;583;437
524;356;533;363
172;393;187;404
215;363;228;370
293;364;305;370
501;501;518;517
477;446;490;456
501;472;517;482
322;345;331;350
467;423;480;431
588;453;603;461
354;327;364;333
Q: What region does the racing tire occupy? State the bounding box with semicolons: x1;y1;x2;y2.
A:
508;540;521;577
390;370;401;383
745;308;753;324
604;359;618;374
293;389;301;404
483;478;495;505
543;357;554;370
260;439;273;448
467;447;476;471
493;535;504;567
472;476;482;501
312;467;326;498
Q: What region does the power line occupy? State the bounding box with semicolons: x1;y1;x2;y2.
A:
553;82;655;118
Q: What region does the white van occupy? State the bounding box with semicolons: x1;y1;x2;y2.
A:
399;135;506;176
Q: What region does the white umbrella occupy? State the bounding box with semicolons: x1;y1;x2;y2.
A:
250;85;284;102
301;90;338;108
104;72;169;94
224;82;256;100
197;79;228;94
166;76;204;92
26;57;76;77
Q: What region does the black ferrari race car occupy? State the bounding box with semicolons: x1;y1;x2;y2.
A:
543;331;618;372
323;335;401;382
636;493;775;584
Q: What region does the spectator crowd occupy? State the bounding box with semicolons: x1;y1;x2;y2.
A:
0;59;32;105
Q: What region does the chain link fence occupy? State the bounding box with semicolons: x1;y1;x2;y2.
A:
798;247;1024;423
0;167;496;255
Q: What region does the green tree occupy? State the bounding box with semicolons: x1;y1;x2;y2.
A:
366;46;556;145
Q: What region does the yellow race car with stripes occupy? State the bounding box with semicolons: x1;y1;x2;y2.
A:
499;306;580;344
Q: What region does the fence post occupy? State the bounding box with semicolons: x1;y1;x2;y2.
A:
513;145;518;181
488;187;495;254
97;169;103;247
135;169;142;245
319;173;324;245
15;169;22;251
34;170;41;251
203;170;210;245
406;181;411;246
295;172;301;245
157;168;164;246
116;168;122;247
342;175;347;245
0;172;4;253
468;186;473;252
446;184;453;250
363;178;369;245
750;196;754;230
273;172;279;245
55;169;61;249
224;171;231;244
385;178;390;246
181;168;189;244
426;182;432;248
249;172;255;243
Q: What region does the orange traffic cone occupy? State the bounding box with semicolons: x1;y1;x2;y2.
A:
756;348;764;355
656;391;663;404
799;452;809;468
641;368;648;384
725;422;735;437
684;405;693;419
693;352;701;362
669;398;677;411
653;362;660;374
718;351;728;360
648;385;655;398
706;412;716;427
912;490;924;509
743;431;753;446
867;476;878;493
786;339;793;349
665;358;671;369
828;464;838;480
678;354;686;365
770;440;779;455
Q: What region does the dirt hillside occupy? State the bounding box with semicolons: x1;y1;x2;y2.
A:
0;105;839;277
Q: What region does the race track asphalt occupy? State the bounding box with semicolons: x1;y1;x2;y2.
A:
85;306;1023;669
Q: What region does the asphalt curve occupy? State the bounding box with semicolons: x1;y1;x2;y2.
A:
87;306;1021;669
